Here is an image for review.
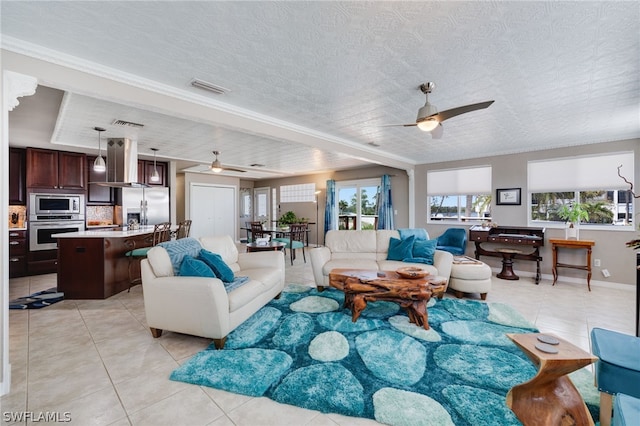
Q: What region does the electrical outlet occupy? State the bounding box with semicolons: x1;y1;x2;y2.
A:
594;259;601;267
602;269;611;278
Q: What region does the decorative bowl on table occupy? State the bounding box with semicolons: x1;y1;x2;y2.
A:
396;267;429;279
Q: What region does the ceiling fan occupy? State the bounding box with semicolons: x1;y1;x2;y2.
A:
385;82;494;139
210;150;246;173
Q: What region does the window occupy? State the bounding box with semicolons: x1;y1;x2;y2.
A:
280;183;316;203
240;188;252;217
335;179;380;230
427;166;492;222
254;187;270;224
528;152;634;227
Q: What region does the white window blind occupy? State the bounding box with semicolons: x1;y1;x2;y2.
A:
528;152;634;192
427;166;492;196
280;183;316;202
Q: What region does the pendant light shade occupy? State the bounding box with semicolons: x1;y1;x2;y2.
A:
93;127;106;172
150;148;160;182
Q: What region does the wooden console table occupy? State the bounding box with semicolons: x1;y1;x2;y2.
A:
549;239;595;291
506;333;597;426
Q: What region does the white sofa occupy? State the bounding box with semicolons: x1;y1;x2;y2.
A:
141;235;285;349
310;230;453;292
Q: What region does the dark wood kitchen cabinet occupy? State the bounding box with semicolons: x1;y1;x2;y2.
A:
28;250;58;275
9;230;27;278
9;147;26;205
27;148;86;191
57;231;153;299
87;155;114;204
138;159;167;187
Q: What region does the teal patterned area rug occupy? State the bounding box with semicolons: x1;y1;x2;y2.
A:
170;285;599;425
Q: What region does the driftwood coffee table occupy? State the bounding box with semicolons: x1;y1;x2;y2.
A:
328;269;446;330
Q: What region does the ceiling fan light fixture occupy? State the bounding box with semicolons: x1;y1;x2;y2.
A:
417;119;439;132
93;126;106;172
210;152;223;173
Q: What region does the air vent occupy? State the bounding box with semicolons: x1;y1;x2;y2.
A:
112;119;145;129
190;78;230;95
250;163;266;167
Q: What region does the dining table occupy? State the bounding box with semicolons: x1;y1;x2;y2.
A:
242;224;313;246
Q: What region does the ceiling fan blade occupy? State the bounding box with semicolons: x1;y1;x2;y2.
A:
379;123;418;128
434;100;494;122
221;166;247;173
431;123;444;139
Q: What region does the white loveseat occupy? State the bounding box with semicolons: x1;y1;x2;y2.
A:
310;230;454;291
141;235;285;349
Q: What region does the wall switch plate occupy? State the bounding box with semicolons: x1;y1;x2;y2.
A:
594;259;601;267
602;269;611;277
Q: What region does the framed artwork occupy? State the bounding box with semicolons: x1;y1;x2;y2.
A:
496;188;521;205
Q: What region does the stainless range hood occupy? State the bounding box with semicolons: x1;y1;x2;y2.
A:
93;138;149;188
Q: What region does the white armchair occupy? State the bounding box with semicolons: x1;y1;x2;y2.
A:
141;235;285;349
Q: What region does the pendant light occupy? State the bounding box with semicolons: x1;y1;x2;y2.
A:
93;127;106;172
150;148;160;182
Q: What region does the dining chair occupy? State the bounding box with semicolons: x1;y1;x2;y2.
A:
250;222;268;240
125;222;172;291
274;223;306;265
175;220;192;239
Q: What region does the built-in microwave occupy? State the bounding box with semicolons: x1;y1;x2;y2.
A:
29;193;84;218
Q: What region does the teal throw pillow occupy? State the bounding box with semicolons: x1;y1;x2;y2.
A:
412;239;437;265
398;228;429;241
199;249;235;283
179;255;216;278
387;235;415;261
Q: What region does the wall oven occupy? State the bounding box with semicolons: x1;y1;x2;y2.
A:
29;220;85;251
28;193;86;251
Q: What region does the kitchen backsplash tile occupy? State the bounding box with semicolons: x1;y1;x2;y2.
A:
86;205;114;225
9;205;26;229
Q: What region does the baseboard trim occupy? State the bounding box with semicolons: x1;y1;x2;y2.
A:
489;267;633;291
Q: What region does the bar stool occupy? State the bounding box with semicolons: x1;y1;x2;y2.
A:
125;222;171;291
175;220;192;239
591;327;640;426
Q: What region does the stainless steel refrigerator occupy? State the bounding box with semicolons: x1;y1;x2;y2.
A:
120;187;170;226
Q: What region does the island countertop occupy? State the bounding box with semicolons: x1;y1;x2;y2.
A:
53;226;156;239
54;227;161;299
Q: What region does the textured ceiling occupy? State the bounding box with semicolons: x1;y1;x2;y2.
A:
2;1;639;178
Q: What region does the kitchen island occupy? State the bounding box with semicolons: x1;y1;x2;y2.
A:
54;227;157;299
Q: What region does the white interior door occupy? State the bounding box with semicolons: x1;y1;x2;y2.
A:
254;187;270;224
189;183;237;240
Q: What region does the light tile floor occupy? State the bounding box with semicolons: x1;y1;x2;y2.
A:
2;258;636;426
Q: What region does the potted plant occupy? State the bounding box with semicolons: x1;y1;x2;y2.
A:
278;211;298;227
557;203;589;240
